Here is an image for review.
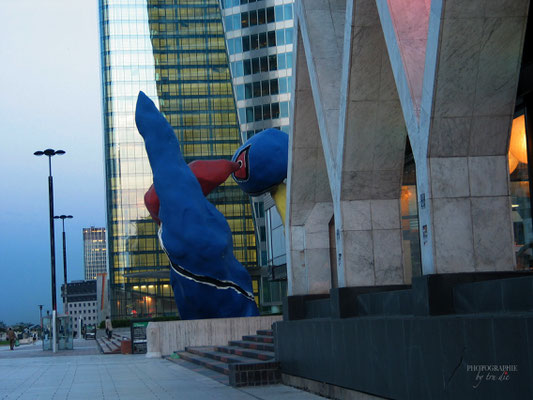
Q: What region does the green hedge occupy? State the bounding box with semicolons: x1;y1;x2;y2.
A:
151;316;181;322
98;316;181;329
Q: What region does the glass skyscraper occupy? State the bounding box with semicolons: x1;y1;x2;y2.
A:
83;227;107;280
99;0;258;319
219;0;293;312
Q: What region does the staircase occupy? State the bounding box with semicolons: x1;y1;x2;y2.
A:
97;332;128;354
170;329;280;387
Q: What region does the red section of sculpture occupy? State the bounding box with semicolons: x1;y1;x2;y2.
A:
189;159;241;195
144;185;161;224
233;147;249;180
144;159;241;224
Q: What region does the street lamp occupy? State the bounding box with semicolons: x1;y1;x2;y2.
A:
34;148;65;353
54;215;73;316
38;304;43;337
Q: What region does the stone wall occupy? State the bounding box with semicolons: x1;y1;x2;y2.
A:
146;315;282;357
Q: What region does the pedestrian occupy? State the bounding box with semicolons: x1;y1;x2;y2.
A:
105;316;113;340
32;333;37;345
7;328;16;350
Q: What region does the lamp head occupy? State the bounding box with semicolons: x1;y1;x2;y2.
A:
54;215;73;220
34;149;65;157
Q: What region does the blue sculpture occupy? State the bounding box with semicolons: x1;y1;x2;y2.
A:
232;128;289;223
231;128;289;196
135;91;258;320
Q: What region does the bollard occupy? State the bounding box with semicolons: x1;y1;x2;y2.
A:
145;323;161;358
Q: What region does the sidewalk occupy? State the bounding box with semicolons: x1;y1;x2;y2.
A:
0;339;322;399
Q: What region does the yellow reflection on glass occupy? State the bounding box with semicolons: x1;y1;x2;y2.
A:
509;115;527;174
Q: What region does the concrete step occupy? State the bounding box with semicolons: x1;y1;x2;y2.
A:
186;346;253;364
242;334;274;344
176;351;230;375
168;324;279;387
177;347;280;387
214;345;274;361
229;360;281;387
228;339;274;352
96;337;121;354
97;333;127;355
166;356;230;386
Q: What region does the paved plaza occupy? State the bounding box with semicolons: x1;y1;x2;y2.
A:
0;339;322;399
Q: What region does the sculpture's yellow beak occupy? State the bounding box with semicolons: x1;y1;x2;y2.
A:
270;182;286;226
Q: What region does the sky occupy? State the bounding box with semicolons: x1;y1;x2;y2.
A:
0;0;106;325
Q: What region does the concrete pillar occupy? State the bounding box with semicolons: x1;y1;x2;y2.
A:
333;0;407;286
296;0;346;164
287;20;334;295
377;0;529;273
145;323;161;358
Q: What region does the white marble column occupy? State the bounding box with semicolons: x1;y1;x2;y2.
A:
334;0;407;286
287;20;334;295
377;0;529;273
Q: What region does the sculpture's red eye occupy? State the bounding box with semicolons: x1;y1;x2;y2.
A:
233;147;249;180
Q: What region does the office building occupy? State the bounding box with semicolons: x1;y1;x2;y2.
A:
219;0;294;313
61;280;98;333
83;227;107;280
99;0;258;318
276;1;533;398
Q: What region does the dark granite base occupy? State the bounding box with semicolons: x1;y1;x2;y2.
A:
276;273;533;399
275;314;533;399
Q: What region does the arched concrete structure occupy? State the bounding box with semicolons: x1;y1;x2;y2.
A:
334;0;408;287
286;0;529;296
287;0;409;294
377;0;529;273
278;2;533;398
287;19;334;296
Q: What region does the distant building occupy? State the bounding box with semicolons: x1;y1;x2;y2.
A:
83;227;107;280
61;280;98;327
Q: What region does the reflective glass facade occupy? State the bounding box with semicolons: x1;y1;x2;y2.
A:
220;0;293;276
509;114;532;269
220;0;293;313
99;0;257;318
83;227;107;281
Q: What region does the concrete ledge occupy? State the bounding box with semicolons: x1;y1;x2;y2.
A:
147;315;282;356
282;373;385;400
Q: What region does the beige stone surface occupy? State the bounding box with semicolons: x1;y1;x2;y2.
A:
468;156;509;197
432;198;476;273
373;228;404;284
371;199;401;230
148;316;282;357
471;196;515;271
430;157;469;199
342;230;375;286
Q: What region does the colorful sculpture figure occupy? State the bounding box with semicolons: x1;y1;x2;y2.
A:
135;91;259;319
231;128;289;223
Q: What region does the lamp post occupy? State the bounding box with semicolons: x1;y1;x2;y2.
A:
54;215;73;316
38;304;43;338
34;148;65;353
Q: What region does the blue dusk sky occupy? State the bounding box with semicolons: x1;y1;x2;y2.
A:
0;1;106;325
